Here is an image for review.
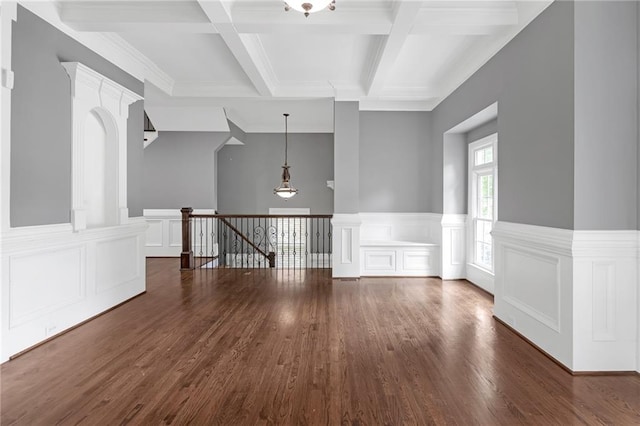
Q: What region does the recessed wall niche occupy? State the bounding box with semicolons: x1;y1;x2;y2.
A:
61;62;142;231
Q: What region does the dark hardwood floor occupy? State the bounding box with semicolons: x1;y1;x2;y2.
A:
2;258;639;425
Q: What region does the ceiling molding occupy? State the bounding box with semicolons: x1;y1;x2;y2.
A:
330;82;366;101
145;105;230;132
172;82;260;98
99;33;174;94
21;2;174;94
197;0;277;96
359;98;438;112
411;2;519;35
365;0;424;96
274;82;336;98
59;1;210;23
59;0;214;32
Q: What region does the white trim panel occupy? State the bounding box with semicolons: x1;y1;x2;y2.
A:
572;230;638;371
331;214;361;278
143;209;215;257
1;219;147;362
441;214;467;279
493;221;574;369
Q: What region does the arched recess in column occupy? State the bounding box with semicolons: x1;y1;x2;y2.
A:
61;62;142;231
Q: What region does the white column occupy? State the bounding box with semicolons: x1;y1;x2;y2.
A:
0;2;16;233
331;214;361;278
0;1;17;364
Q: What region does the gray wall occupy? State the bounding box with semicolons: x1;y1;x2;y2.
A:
443;133;468;214
217;133;334;214
431;2;575;229
638;4;640;231
573;2;638;230
359;111;430;212
467;119;498;145
143;132;228;209
334;102;359;214
10;6;144;227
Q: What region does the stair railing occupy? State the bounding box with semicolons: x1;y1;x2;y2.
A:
181;208;332;270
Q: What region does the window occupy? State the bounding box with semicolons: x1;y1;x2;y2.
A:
469;135;497;272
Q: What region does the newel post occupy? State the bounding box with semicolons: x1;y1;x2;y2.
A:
180;207;194;270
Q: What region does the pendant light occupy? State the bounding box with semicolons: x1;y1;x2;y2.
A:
284;0;335;17
274;113;298;199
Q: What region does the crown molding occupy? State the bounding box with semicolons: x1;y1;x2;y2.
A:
19;2;174;95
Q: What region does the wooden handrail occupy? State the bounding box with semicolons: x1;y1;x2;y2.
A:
191;214;332;219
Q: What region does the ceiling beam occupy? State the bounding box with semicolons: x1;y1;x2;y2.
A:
411;2;519;35
59;1;213;32
364;0;423;96
197;0;276;97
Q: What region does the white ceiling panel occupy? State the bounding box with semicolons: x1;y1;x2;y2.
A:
121;32;251;84
387;34;479;87
259;34;377;83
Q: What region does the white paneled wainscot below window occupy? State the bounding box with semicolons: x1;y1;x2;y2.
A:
359;213;441;277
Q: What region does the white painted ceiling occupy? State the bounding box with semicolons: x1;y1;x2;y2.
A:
55;0;553;132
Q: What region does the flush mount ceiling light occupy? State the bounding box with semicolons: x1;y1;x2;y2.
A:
274;113;298;199
284;0;335;17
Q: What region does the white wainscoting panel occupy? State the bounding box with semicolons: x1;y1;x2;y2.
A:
168;219;183;248
332;214;361;278
96;236;140;293
360;241;439;276
143;209;215;257
492;221;574;369
9;247;85;328
363;250;395;272
441;214;467;279
341;228;354;264
502;246;561;332
1;219;147;362
358;213;441;277
572;231;638;371
145;219;163;247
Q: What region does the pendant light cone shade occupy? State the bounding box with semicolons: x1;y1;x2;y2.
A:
274;113;298;199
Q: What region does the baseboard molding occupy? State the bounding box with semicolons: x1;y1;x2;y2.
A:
493;315;573;375
7;291;147;363
494;315;638;376
466;263;494;294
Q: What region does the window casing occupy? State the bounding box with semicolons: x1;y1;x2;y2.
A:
468;135;497;273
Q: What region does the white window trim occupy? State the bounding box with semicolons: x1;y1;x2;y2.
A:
467;134;498;274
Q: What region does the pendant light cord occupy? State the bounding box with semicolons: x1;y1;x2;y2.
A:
284;113;289;166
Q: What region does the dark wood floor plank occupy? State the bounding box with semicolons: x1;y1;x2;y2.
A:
2;258;640;425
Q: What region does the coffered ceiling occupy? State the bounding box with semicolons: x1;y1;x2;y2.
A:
30;0;553;132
